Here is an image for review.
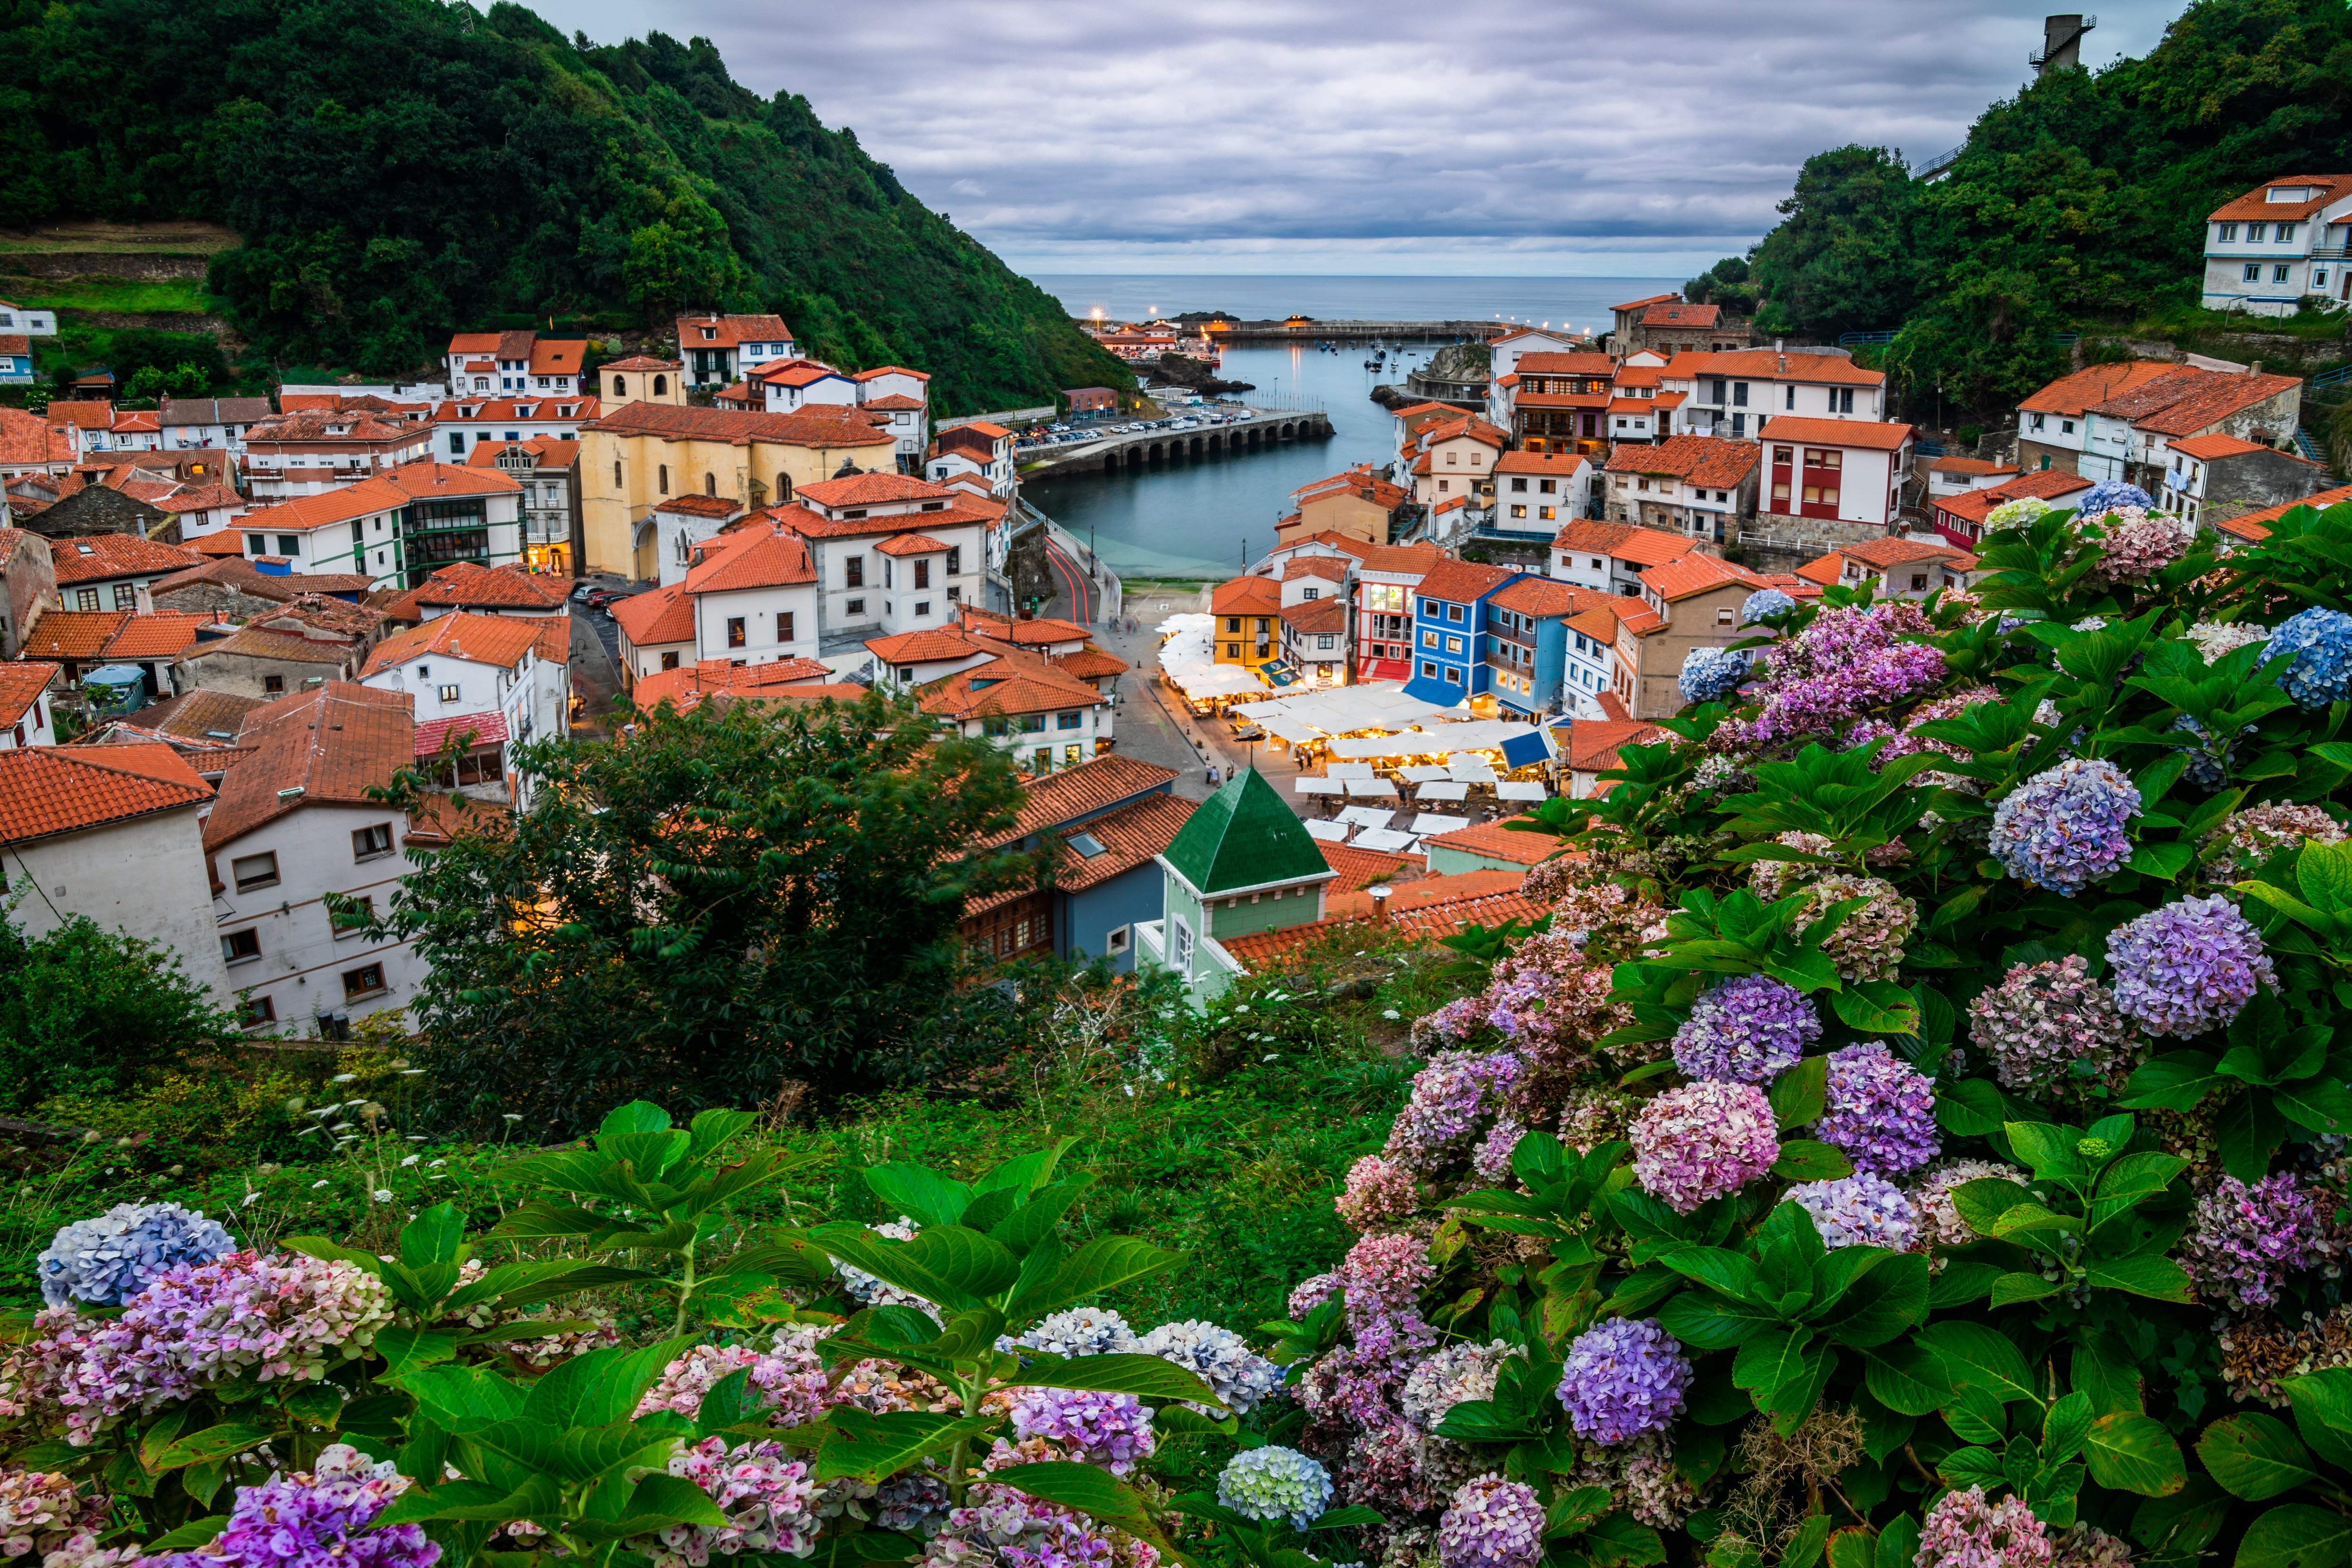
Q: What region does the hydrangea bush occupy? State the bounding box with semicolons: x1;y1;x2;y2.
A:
0;1105;1325;1568
1248;498;2352;1568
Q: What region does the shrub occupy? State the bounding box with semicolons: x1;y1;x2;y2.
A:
1256;497;2352;1568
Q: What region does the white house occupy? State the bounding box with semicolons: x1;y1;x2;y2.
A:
772;472;999;655
676;314;799;389
1492;450;1592;537
678;524;823;670
1486;326;1590;382
1660;349;1890;441
431;396;603;461
2201;175;2352;315
612;582;696;690
1926;458;2021;499
855;367;931;471
651;494;747;587
916;645;1115;775
928;423;1018;497
0;661;59;748
203;683;468;1035
1757;417;1915;531
0;741;232;1006
222;463;524;588
358;612;570;806
1405;414;1508;510
443;332;589;397
0;299;56;335
240;408;435;503
160;397;274;453
1796;537;1979;602
753;361;860;413
1549;519;1699;599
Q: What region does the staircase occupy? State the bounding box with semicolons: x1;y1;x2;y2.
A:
2295;426;2326;464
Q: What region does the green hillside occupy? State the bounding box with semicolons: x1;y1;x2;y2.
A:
0;0;1127;414
1727;0;2352;413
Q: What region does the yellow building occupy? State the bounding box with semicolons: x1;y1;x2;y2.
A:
577;402;897;579
1211;573;1286;679
597;356;687;408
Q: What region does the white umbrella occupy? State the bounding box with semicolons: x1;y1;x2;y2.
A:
1295;778;1345;796
1303;820;1351;842
1354;828;1420;853
1496;780;1549;801
1337;806;1397;830
1347;778;1400;798
1416;779;1470;801
1412;812;1473;835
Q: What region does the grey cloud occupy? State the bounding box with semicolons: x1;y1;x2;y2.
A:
524;0;2179;270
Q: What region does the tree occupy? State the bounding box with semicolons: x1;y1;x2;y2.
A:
0;897;240;1113
373;690;1035;1134
1748;144;1920;340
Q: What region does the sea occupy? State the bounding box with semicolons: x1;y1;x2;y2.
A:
1020;274;1677;581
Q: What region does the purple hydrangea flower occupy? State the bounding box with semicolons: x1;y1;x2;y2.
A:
2181;1173;2340;1311
2106;894;2275;1036
1007;1387;1156;1473
1818;1042;1939;1176
1738;605;1947;745
2268;607;2352;708
1383;1050;1521;1175
1629;1080;1779;1213
1917;1485;2054;1568
1788;1172;1920;1250
1670;974;1820;1083
1438;1475;1545;1568
156;1443;437;1568
1287;1272;1340;1320
1555;1318;1691;1443
1989;758;2142;895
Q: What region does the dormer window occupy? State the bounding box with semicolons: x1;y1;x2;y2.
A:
843;509;867;519
700;327;716;340
921;501;944;511
2269;186;2314;203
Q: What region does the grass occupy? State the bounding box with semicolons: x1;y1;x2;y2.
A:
0;275;215;315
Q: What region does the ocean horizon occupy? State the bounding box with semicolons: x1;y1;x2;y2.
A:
1025;272;1682;334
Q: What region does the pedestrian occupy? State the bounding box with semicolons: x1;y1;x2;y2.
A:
1207;764;1221;788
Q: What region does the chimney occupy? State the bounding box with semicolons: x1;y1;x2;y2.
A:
1368;884;1393;926
2250;360;2263;377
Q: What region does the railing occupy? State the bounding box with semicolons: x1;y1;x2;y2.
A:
1910;145;1966;181
2312;365;2352;391
1836;330;1898;347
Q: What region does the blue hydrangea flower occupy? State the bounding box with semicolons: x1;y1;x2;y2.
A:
2075;480;2154;515
37;1201;236;1308
1216;1446;1332;1531
1989;757;2142;895
1135;1319;1284;1413
1670;974;1820;1083
1678;646;1751;706
1742;589;1796;624
2267;608;2352;708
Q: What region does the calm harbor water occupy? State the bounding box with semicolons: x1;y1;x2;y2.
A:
1020;276;1676;580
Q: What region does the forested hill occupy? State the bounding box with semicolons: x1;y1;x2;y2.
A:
0;0;1126;413
1716;0;2352;413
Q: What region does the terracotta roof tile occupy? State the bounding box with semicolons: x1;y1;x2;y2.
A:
799;473;959;508
612;584;696;647
1758;417;1915;451
1662;349;1887;387
2215;482;2352;542
652;493;743;518
867;626;991;664
1279;598;1348;634
630;657;834;712
135;688;268;740
1319;841;1412;894
179;625;358;667
588;401;888;451
683;526;816;593
414;710;508;756
1928;457;2020;476
1418;815;1555;866
875;533;951;557
1212;575;1285;615
1414;559;1516;605
2207;175;2352;223
1603;433;1760;488
2170;432;2275;461
599;354;682;373
203;683;413;850
1054;793;1197;892
1566;718;1666;772
48;532;202;585
1640;553;1771;601
1641;301;1722;327
1489;578;1591;618
19;610;129;659
1493;450;1591;477
2124;372;2304;438
1221;874;1551;970
381;561;569;618
0;661;58;726
920;650;1107;722
0;742;212;846
362;612;566;677
2018;359;2182;417
103;612;211;660
1511;352;1616;376
675;313;795;349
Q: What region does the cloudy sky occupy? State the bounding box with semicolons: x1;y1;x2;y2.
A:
524;0;2180;278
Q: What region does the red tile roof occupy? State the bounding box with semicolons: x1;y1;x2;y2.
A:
920;650;1107;722
1640;552;1772;601
984;754;1180;847
2120;372;2304;438
381;561;569;618
1319;841;1413;894
1928;457;2020;477
1493;450;1591;477
1212;575;1285;615
601;354;683;372
1220;873;1552;970
0;408;77;466
867;625;990;664
1640;301;1722;327
0;661;58;726
683;526;817;593
362;612;566;676
611;583;695;647
1611;293;1680;313
1553;520;1695;567
799;473;959;508
48;531;201;585
652;493;742;518
586;400;892;449
1566;719;1666;772
0;742;212;846
1661;349;1887;387
2017;359;2182;417
203;683;413;851
1489;577;1592;618
2170;432;2274;461
2207;175;2352;223
103;612;211;660
675;313;795;349
1604;433;1760;487
875;533;951;557
1511;352;1617;376
135;688;268;740
1418;816;1555;866
413;710;509;757
18;610;129;659
1758;417;1915;451
1414;558;1516;605
630;657;834;712
1054;792;1197;892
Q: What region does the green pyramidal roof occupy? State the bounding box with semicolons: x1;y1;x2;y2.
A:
1161;767;1331;894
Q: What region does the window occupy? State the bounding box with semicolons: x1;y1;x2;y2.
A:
704;472;716;496
1835;388;1854;413
351;823;395;861
946;546;961;575
1709;377;1727;404
660;650;681;671
1446;636;1465;655
1105;925;1130;956
1910;573;1930;591
2219;222;2238;242
2275;264;2293;283
1446;604;1464;623
2062;419;2076;434
914;600;931;617
775;612;795;643
658;464;669;494
1446;451;1458;465
653;375;667;396
612;376;628;398
221;929;261;963
238;995;276;1028
1171;918;1194;968
437;683;461;703
1510;504;1526;518
1444;665;1463;684
1057;710;1083;730
231;852;280;892
1019;714;1047;733
74;587;98;611
2247;223;2266;243
844;556;864;588
335;894;375;937
1317;634;1335;649
613;460;623;488
914;559;930;589
1717;606;1735;626
1226;643;1241;658
276;534;301;556
1421;661;1437;678
2279;224;2296;243
1437;479;1449;493
342;963;388;1001
2246;263;2264;282
845;598;865;616
1732;382;1748;406
727;616;747;648
263;675;286;693
1302;586;1319;599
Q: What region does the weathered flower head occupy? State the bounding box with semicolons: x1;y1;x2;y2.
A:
1679;646;1752;706
1789;874;1916;982
1788;1171;1921;1250
2076;505;2195;587
1001;1307;1139;1358
1006;1387;1157;1473
1437;1475;1544;1568
1216;1447;1332;1531
1968;955;2138;1092
2187;620;2271;664
1335;1155;1420;1233
1818;1042;1939;1176
1554;1318;1690;1443
37;1202;235;1308
2203;802;2346;881
1629;1080;1779;1212
1671;973;1820;1084
1383;1050;1521;1175
2181;1172;2341;1311
2106;894;2274;1036
1911;1159;2029;1254
1917;1485;2054;1568
1401;1340;1524;1433
2269;607;2352;708
1989;758;2142;895
1134;1319;1284;1413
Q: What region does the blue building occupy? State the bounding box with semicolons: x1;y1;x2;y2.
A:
959;754;1197;972
0;335;32;385
1401;558;1523;708
1484;576;1590;718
